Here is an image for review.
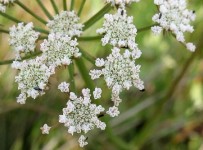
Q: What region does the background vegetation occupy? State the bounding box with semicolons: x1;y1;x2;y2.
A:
0;0;202;150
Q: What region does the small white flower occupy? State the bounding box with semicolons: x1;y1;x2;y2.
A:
0;4;6;12
9;22;40;59
152;0;196;51
58;82;70;93
186;42;196;52
0;0;15;12
78;135;88;147
90;47;144;105
16;93;26;104
40;33;81;67
106;106;120;117
47;11;84;37
93;87;102;99
40;124;51;134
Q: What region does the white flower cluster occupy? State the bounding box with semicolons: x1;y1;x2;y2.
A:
152;0;196;52
40;33;81;67
59;88;105;147
47;11;84;37
90;47;144;106
12;56;55;104
0;0;15;12
9;22;40;60
106;0;140;7
97;8;141;54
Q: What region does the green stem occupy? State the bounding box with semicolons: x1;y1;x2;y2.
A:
36;0;53;20
75;58;94;91
78;0;86;16
105;118;131;150
63;0;67;11
15;0;47;24
70;0;74;11
68;63;76;92
78;46;95;64
0;12;49;34
137;24;158;33
78;35;102;41
50;0;59;14
0;51;42;65
0;29;9;34
83;4;111;31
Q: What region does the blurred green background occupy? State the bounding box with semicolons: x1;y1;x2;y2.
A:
0;0;203;150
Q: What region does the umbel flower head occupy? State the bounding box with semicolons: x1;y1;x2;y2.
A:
9;22;40;60
90;47;144;106
12;56;55;104
47;11;84;37
152;0;196;52
59;88;106;147
97;8;139;50
40;33;81;67
105;0;140;7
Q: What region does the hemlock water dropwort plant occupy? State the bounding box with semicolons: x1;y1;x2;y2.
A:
0;0;198;148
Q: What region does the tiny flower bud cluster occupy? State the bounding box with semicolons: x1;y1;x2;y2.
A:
59;88;106;147
152;0;196;52
0;0;15;12
12;56;55;104
47;11;84;37
58;82;70;93
90;47;144;106
9;22;40;59
40;33;81;67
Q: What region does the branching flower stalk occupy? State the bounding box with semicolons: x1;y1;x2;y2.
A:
0;0;197;148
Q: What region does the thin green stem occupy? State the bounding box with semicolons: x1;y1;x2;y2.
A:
83;4;111;31
78;0;86;16
0;51;42;65
70;0;74;11
36;0;53;20
78;46;95;64
0;29;9;34
15;0;47;24
63;0;67;11
78;35;102;41
50;0;59;14
137;24;158;33
0;12;49;34
75;58;94;91
68;63;76;92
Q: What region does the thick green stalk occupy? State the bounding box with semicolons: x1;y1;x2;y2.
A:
78;46;95;64
0;51;42;65
83;4;111;31
50;0;59;14
0;29;9;34
15;0;47;24
78;0;86;16
63;0;67;11
68;63;76;93
70;0;74;11
36;0;53;20
75;58;94;91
